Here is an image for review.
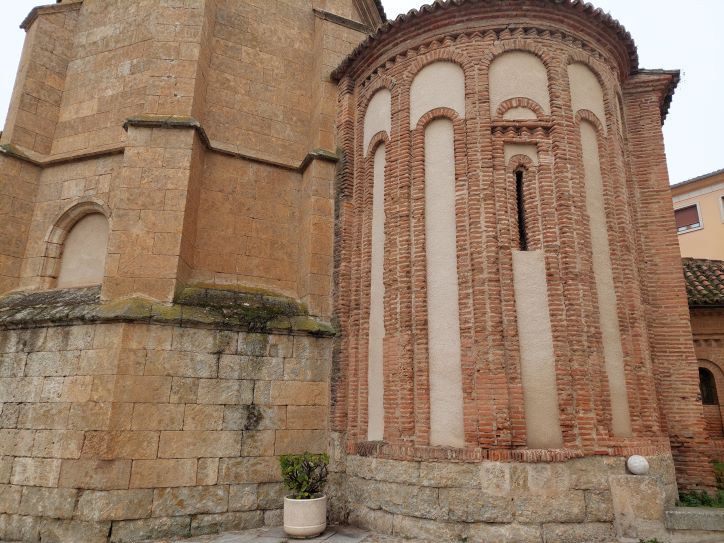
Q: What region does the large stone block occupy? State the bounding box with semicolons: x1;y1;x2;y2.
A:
286;405;327;430
197;457;219;486
585;489;614;522
223;405;285;431
241;430;275;456
152;485;228;516
219;355;284;380
183;404;224;430
392;514;465;541
82;431;159;460
75;489;153;521
541;522;615;543
274;429;326;454
0;430;35;456
58;459;131;490
0;484;22;514
32;430;84;459
190;511;265;536
270;381;326;405
346;456;419;484
18;487;77;519
158;430;241;458
229;484;258;512
348;506;394;535
144;351;218;378
514;490;586;523
439;487;514;523
197;379;253;405
0;513;41;542
131;403;184;430
257;482;286;509
347;477;441;520
218;457;281;484
12;457;62;487
129;459;197;488
39;519;110;543
418;461;480;488
109;515;191;543
466;522;542;543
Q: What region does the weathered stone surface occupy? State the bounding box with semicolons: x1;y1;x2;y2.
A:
541;522;615;543
346;456;419;484
479;461;513;496
223;405;285;431
347;477;441;520
0;456;12;483
241;430;275;456
197;457;219;486
109;515;191;543
274;429;326;454
257;482;286;509
18;487;76;519
286;406;327;430
131;403;184;431
31;430;84;459
219;355;283;380
665;506;724;531
264;509;282;526
569;456;624;490
526;463;571;496
129;459;196;488
0;512;40;541
439;487;514;523
152;485;228;516
157;430;241;458
392;514;465;541
39;519;110;543
58;459;131;490
418;461;479;488
348;506;394;535
190;511;264;536
0;484;22;514
609;474;666;522
514;491;586;523
229;484;258;512
466;522;542;543
183;404;224;430
11;457;62;487
76;489;153;520
218;457;281;484
585;489;614;522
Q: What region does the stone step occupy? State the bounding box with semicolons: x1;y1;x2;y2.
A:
665;507;724;531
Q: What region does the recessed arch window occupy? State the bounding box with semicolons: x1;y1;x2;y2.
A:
56;213;109;288
700;367;719;405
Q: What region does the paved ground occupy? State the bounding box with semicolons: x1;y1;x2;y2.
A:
143;526;427;543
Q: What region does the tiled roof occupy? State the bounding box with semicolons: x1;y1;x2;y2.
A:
683;258;724;308
332;0;639;81
671;167;724;190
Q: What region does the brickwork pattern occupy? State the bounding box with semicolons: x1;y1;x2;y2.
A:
332;0;714;489
0;323;331;543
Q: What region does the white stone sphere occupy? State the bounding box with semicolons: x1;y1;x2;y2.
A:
626;455;650;475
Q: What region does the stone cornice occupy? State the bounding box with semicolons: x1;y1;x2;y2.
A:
21;1;81;31
313;9;371;34
0;286;335;336
0;116;339;175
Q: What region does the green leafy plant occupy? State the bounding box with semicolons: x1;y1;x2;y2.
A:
677;489;724;508
280;452;329;499
714;461;724;490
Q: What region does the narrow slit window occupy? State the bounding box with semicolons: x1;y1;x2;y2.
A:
516;169;528;251
700;367;719;405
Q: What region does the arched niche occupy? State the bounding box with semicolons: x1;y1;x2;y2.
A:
410;61;465;128
56;213;110;288
363;89;391;156
489;51;550;118
568;62;607;132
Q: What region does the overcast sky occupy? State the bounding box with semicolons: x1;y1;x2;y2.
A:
0;1;721;184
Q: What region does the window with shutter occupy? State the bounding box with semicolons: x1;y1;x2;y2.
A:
674;204;701;233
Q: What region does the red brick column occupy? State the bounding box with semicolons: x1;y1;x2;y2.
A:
624;72;716;489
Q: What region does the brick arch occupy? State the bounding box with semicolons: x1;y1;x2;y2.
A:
507;153;536;172
575;109;606;135
366;130;390;158
40;199;111;286
414;107;463;131
480;41;556;72
358;74;395;115
496;98;547;119
402;47;474;85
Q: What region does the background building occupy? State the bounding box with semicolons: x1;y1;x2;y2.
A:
0;1;721;542
673;169;724;260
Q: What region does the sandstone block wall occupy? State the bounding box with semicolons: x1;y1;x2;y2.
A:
0;322;332;542
341;451;678;543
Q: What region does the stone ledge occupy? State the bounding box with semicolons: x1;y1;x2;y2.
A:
665;507;724;531
0;286;335;336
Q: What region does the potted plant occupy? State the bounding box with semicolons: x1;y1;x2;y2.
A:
280;452;330;538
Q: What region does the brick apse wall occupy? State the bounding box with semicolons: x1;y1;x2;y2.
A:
0;1;719;542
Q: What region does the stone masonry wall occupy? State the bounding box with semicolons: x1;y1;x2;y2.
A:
0;322;331;542
342;452;678;543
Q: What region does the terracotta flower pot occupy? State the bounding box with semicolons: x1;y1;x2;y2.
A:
283;495;327;538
